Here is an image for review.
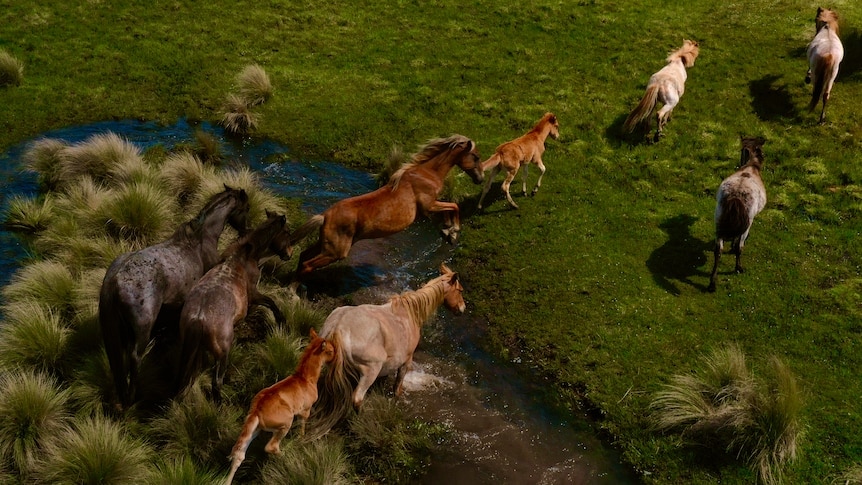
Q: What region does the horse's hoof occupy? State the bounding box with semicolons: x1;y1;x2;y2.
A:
805;75;811;84
707;284;716;293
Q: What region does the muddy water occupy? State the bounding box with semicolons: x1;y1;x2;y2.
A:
0;120;638;484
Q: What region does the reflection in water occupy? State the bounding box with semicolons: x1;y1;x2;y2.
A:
0;120;638;484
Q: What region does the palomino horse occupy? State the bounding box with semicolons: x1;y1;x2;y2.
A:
175;211;290;403
287;135;483;283
623;40;700;142
806;7;844;124
99;185;249;409
224;329;336;485
708;137;767;293
310;264;465;435
477;112;560;210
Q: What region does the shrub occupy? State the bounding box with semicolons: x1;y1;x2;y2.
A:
236;64;273;107
31;415;153;485
0;370;70;477
0;49;24;87
651;345;803;485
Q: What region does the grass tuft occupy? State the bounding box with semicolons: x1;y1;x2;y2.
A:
258;436;353;485
220;94;259;135
95;181;177;247
57;133;143;188
32;415;153;485
0;302;71;375
147;456;224;485
22;138;68;191
3;195;55;233
2;260;76;319
0;49;24;87
236;64;273;107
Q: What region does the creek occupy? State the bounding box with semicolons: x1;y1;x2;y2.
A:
0;120;639;484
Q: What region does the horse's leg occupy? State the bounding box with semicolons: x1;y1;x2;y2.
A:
211;342;231;404
393;357;413;398
531;158;546;196
128;319;155;406
734;229;751;274
708;238;723;293
298;406;312;436
264;423;292;455
428;200;462;244
226;416;261;485
501;168;519;209
477;164;502;210
353;363;383;410
521;163;529;197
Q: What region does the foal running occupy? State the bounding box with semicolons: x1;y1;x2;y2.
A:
477;112;560;210
224;329;336;485
623;40;700;142
806;7;844;124
708;137;767;293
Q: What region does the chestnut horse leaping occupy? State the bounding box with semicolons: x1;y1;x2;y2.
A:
224;329;336;485
287;135;483;283
806;7;844;124
623;40;700;142
477;112;560;210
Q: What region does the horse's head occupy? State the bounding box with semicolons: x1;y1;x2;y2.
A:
309;328;337;363
816;8;839;34
455;138;484;185
439;263;466;315
224;184;251;236
544;113;560;140
739;136;766;168
677;39;700;68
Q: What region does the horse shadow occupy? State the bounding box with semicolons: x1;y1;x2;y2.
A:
604;112;653;147
646;214;712;295
748;74;800;122
838;28;862;81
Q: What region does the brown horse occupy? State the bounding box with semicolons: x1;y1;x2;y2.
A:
806;7;844;124
477;112;560;210
708;137;767;292
310;264;465;435
99;185;249;409
623;40;700;142
287;135;483;283
224;329;336;485
175;211;290;403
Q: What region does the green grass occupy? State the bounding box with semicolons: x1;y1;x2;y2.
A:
1;0;861;483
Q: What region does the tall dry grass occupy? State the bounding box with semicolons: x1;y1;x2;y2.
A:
0;49;23;86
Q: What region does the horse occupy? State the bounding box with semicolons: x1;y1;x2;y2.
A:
477;112;560;210
224;329;336;485
623;39;700;142
309;264;465;435
708;137;767;293
286;135;483;284
175;211;291;403
99;185;250;409
806;7;844;124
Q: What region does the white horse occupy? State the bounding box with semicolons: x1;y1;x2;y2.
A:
806;7;844;124
309;264;465;435
623;39;700;141
708;137;767;293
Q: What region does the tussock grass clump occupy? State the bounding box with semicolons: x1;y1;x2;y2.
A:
375;144;408;187
2;260;76;318
0;302;70;374
651;345;802;485
148;456;224;485
0;49;24;87
158;151;214;206
258;436;353;485
57;133;143;188
236;64;273;107
31;415;153;485
0;370;70;476
3;195;54;233
66;351;113;418
839;464;862;484
22;138;68;191
95;181;177;247
145;386;241;468
229;326;305;401
221;94;260;135
192;129;223;165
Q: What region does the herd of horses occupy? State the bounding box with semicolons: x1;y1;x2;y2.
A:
94;6;843;481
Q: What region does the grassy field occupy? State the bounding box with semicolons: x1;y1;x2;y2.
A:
1;0;861;483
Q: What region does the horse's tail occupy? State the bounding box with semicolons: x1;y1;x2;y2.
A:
808;53;833;111
287;214;324;247
716;196;751;240
305;331;357;439
623;84;660;133
225;411;261;485
98;284;131;408
481;152;502;172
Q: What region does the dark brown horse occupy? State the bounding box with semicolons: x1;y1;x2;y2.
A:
224;329;336;485
99;186;250;409
287;135;483;285
175;211;290;403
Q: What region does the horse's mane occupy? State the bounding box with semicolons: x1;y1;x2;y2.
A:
817;8;839;34
666;40;699;68
389;273;450;326
388;134;471;189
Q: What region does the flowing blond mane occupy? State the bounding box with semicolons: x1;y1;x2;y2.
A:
389;273;450;326
666;39;700;68
816;8;839;35
388;134;471;189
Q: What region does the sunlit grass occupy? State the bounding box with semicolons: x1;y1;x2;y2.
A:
0;370;70;477
0;49;23;87
236;64;273;107
32;415;153;485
